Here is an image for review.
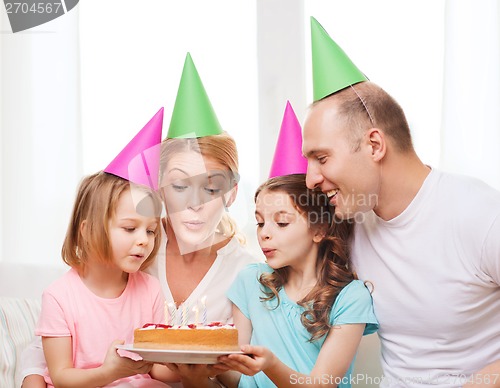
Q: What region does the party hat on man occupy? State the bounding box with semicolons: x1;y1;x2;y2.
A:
167;53;223;138
269;101;307;178
104;107;164;190
311;16;368;101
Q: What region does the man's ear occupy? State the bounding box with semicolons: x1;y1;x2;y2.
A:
367;128;386;162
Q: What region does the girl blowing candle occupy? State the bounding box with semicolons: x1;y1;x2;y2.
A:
219;174;378;388
35;109;178;387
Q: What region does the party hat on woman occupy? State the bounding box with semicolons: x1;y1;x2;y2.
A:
269;101;307;178
167;53;223;138
104;107;164;190
310;16;368;101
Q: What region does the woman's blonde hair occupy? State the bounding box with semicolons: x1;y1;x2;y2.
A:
160;132;243;242
61;172;163;273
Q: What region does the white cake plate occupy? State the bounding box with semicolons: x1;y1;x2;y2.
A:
116;344;244;364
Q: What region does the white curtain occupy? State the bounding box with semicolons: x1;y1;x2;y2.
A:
256;0;306;181
0;10;81;267
441;0;500;190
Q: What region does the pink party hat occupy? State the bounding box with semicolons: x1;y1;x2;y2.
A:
269;101;307;178
104;108;164;190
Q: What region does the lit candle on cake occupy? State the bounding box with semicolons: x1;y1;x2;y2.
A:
164;301;169;325
201;295;207;325
168;302;176;325
192;305;199;325
181;303;188;326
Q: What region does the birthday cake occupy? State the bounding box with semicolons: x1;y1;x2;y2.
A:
134;322;239;351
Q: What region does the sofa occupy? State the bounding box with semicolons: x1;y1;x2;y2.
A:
0;262;65;388
0;262;382;388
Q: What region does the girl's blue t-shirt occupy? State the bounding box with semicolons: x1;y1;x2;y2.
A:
227;263;378;388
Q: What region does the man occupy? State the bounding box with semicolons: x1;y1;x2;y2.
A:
303;17;500;387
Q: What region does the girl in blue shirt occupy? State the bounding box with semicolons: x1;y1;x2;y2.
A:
212;174;378;388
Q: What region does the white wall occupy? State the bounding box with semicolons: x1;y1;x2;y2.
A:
256;0;306;181
305;0;444;168
441;0;500;188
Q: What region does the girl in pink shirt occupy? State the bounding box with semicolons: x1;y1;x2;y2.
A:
35;171;176;387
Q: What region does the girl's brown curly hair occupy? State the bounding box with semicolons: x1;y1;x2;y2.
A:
255;174;355;341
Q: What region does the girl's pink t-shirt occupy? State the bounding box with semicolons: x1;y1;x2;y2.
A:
35;268;165;387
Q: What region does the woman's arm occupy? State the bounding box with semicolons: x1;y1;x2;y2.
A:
221;323;365;388
43;337;152;388
20;337;47;388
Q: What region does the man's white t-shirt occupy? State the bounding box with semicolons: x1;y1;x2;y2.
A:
352;168;500;387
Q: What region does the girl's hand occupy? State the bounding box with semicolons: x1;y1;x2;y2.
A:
101;340;153;381
219;345;276;376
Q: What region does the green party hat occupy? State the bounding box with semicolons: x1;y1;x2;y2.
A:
311;16;368;101
167;53;223;138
